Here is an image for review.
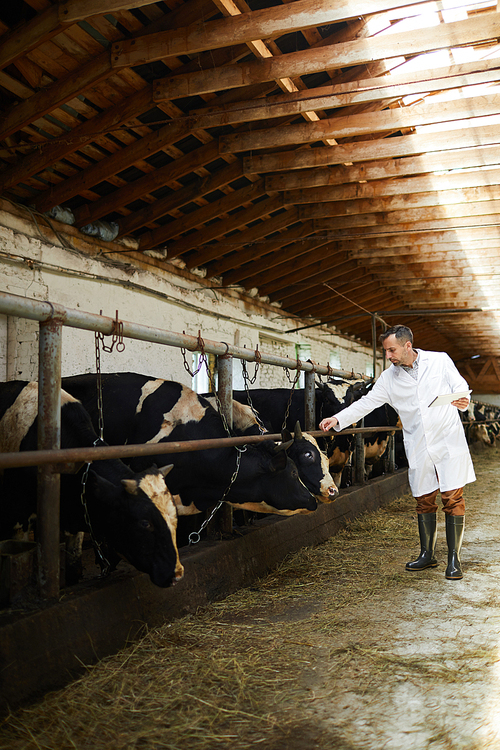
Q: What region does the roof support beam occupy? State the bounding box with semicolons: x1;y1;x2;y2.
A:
221;90;500;153
153;14;500;100
111;0;430;68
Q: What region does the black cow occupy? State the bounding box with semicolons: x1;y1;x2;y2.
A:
204;396;337;503
230;378;365;487
61;373;317;516
0;381;183;587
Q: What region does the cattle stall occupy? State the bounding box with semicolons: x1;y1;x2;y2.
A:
0;290;408;710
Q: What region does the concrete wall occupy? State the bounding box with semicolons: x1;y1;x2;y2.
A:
0;203;381;386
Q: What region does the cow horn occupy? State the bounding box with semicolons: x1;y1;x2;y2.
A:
159;464;174;477
275;439;293;453
294;421;303;440
281;428;292;443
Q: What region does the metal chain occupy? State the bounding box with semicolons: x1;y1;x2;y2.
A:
80;439;111;576
242;357;267;435
282;358;302;432
181;330;207;377
188;445;246;544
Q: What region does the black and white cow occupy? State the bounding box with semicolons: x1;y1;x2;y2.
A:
61;373;317;516
231;379;365;488
204;396;337;503
0;381;183;587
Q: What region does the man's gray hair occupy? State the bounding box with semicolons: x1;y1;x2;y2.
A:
379;325;413;345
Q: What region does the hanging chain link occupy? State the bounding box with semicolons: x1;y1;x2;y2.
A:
188;444;246;545
79;316;126;575
80;439;111;576
281;358;302;432
181;330;207;377
242;348;266;435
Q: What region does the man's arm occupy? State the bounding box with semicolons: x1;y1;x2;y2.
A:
319;376;391;432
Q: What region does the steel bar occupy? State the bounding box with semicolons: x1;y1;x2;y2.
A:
355;421;366;485
304;370;315;431
37;313;63;599
0;426;403;469
210;352;233;536
0;291;369;380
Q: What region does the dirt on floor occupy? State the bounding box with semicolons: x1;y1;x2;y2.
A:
1;445;500;750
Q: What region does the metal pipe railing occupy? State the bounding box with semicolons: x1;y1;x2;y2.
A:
0;292;371;380
0;426;402;470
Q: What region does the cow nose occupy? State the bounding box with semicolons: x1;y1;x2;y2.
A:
328;485;338;498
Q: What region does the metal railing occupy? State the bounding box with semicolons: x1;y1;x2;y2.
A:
0;290;389;599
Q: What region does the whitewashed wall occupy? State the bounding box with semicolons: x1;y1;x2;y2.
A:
0;207;380;389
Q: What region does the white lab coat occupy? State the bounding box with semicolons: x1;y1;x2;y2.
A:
333;350;476;496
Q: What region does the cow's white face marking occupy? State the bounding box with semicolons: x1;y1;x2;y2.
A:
146;385;207;444
138;473;184;581
0;383;78;453
302;432;338;501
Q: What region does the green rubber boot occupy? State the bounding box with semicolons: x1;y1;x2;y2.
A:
445;515;464;580
406;512;437;571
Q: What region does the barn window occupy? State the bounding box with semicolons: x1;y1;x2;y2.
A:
329;352;342;372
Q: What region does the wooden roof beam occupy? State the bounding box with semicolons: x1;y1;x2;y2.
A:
155;14;500;100
221;89;500;153
190;58;500;129
266;144;500;193
301;186;500;220
111;0;429;68
243;123;500;174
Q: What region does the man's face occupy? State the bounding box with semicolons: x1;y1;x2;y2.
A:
383;335;414;366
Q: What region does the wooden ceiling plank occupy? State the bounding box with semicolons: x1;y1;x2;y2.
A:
60;0;167;24
0;5;65;72
207;212;307;277
112;0;431;68
138;179;266;250
221;91;500;153
76;145;237;229
258;255;357;296
243;123;500;173
312;201;500;231
316;214;500;238
195;66;500;130
266;143;500;192
286;166;500;205
301;186;500;220
0;51;112;143
161;195;286;262
154;14;500;100
196;55;500;122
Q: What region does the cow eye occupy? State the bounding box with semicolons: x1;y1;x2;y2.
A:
303;451;314;463
139;519;154;531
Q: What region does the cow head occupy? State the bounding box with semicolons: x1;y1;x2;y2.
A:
86;464;184;587
282;422;338;502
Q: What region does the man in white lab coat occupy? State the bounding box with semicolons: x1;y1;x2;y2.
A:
320;324;475;580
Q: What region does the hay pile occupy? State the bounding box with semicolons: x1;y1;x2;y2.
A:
3;447;496;750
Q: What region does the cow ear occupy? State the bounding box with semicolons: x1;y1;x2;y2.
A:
281;428;292;443
158;464;174;477
294;421;303;441
269;448;288;472
86;471;121;506
121;478;139;495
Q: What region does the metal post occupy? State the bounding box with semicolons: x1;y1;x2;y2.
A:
372;314;377;378
304;370;316;431
37;314;63;599
354;419;365;485
387;433;396;473
208;352;233;538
